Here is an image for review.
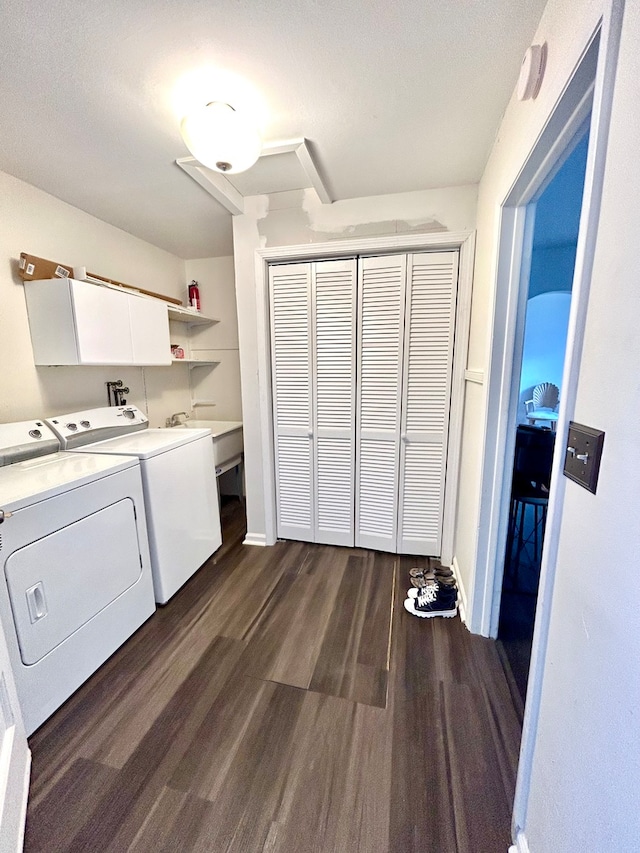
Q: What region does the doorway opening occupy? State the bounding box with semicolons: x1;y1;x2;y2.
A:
497;133;590;703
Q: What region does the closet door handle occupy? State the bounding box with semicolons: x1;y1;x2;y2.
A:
307;430;314;438
401;433;408;443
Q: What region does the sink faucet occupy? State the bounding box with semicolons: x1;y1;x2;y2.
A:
166;411;190;427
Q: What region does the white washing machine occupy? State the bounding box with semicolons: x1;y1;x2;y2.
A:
46;407;222;605
0;419;155;735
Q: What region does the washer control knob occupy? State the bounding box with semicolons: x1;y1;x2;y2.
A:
29;429;42;439
79;420;91;428
122;409;135;420
66;422;78;431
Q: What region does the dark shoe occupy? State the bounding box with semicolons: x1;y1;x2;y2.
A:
407;580;457;599
410;574;457;590
409;566;435;579
404;583;457;619
409;565;454;580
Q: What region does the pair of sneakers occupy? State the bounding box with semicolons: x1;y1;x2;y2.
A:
403;566;457;619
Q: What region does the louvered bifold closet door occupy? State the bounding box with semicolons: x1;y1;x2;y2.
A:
313;260;357;546
397;251;458;555
355;254;407;551
270;263;314;542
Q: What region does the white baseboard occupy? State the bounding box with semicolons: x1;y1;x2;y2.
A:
243;532;268;546
451;556;469;627
509;830;530;853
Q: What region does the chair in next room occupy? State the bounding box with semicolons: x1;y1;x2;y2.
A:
525;381;560;430
504;424;556;593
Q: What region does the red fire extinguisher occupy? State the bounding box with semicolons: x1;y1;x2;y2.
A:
188;280;200;311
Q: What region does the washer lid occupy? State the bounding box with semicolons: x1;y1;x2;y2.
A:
72;428;213;460
0;451;139;512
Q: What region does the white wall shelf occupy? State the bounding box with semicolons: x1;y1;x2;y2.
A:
167;305;219;326
171;358;220;368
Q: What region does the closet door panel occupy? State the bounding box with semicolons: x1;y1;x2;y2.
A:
270;263;314;542
276;435;313;534
313;260;357;546
397;251;458;555
357;437;399;547
355;255;407;551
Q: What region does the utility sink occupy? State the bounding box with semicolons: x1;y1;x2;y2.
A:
171;420;243;470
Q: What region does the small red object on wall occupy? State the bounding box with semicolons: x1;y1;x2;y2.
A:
188;280;200;311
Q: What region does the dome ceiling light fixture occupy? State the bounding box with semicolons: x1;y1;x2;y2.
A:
179;101;262;174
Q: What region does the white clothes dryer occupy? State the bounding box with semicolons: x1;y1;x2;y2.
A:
0;419;155;735
46;407;222;604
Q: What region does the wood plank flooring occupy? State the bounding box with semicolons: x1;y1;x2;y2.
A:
25;500;522;852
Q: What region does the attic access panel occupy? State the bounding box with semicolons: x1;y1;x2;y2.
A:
226;151;309;195
176;138;331;215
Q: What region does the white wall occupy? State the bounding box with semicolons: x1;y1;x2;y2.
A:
183;256;241;421
232;185;478;541
464;0;640;848
0;169;193;426
525;1;640;849
455;0;609;604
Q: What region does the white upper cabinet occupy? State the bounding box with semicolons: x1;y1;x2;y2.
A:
71;280;133;364
24;279;171;366
128;292;171;365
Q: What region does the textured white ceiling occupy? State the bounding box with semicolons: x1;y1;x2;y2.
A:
0;0;546;259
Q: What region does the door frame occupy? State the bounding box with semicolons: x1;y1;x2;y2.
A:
254;230;475;562
467;3;623;845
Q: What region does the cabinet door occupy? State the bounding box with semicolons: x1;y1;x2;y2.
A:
24;278;80;365
270;263;314;542
355;254;407;551
397;251;458;555
313;259;357;546
71;280;133;364
128;295;171;365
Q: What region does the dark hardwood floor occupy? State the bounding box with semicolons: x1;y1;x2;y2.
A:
25;499;522;852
